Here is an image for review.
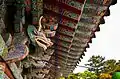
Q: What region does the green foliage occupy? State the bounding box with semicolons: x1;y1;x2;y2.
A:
85;55;105;75
60;77;65;79
61;71;98;79
60;55;120;79
112;72;120;79
102;59;120;75
67;73;78;79
85;55;120;75
77;70;98;79
103;59;118;74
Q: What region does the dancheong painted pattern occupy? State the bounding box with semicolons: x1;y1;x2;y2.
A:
0;0;117;79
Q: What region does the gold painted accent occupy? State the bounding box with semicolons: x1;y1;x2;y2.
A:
103;0;110;5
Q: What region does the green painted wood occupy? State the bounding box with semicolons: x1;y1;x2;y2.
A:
27;25;37;46
0;34;8;58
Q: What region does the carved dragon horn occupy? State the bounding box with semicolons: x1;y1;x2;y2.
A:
38;16;43;32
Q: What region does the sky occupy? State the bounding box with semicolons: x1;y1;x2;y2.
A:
74;1;120;73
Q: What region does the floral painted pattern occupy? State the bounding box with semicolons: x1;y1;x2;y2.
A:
44;4;79;20
78;22;96;31
54;45;69;52
32;0;43;25
57;27;75;37
5;44;28;63
86;0;111;5
0;0;6;19
54;40;72;48
73;37;90;44
0;19;5;34
83;4;107;16
56;0;83;10
72;43;87;48
70;47;84;52
55;33;73;42
13;33;28;45
14;0;25;33
81;14;101;24
60;18;77;29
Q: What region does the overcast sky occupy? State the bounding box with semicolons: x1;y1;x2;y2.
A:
74;1;120;73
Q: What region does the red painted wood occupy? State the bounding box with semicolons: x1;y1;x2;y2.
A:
44;0;81;14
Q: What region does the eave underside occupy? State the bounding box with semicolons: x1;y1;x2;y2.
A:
43;0;117;78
